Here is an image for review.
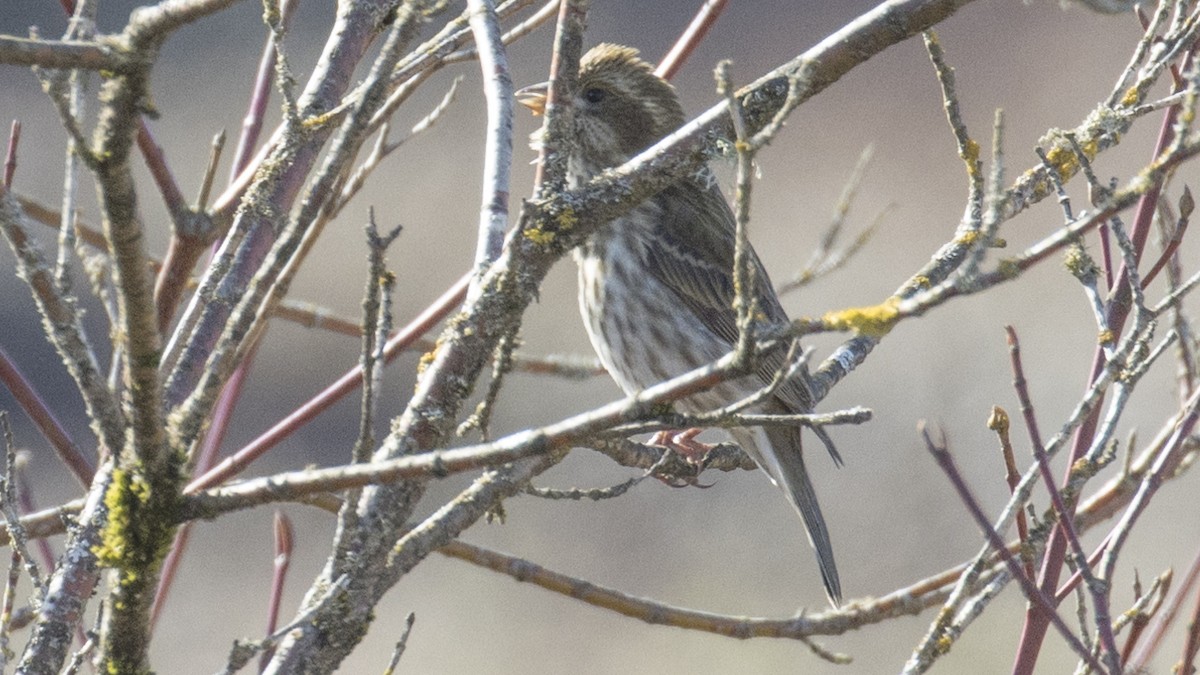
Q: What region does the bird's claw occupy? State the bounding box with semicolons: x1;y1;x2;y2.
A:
649;429;716;488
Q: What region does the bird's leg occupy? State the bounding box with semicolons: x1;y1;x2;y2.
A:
648;428;715;488
647;428;709;460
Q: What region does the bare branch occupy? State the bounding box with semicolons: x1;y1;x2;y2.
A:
0;36;118;71
465;0;515;301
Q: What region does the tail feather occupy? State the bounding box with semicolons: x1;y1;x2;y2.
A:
733;424;841;607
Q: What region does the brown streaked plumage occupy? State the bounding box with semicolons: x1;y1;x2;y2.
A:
519;44;843;606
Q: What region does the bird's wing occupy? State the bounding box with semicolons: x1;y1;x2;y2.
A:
637;178;816;415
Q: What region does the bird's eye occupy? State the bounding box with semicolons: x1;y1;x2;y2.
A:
582;87;607;104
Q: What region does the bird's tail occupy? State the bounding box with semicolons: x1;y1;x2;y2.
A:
733;424;841;607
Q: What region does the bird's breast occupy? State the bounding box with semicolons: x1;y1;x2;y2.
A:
575;222;744;412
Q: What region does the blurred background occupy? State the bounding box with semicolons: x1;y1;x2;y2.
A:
2;0;1198;672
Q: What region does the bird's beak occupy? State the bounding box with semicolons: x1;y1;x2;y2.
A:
515;82;549;116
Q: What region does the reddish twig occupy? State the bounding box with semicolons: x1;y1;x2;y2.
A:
1142;186;1193;288
148;525;190;631
154;237;203;335
231;0;298;184
259;511;293;672
654;0;728;81
987;406;1033;580
153;130;226;335
0;346;93;485
134;118;190;228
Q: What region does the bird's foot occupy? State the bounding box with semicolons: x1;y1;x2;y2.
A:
649;428;714;488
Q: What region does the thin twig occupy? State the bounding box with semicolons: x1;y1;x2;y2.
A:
715;60;760;365
779;146;877;296
655;0;729;81
3;120;18;188
381;613;416;675
1143;186;1193;288
0;550;19;671
0;413;44;598
987;406;1033;580
258;511;294;672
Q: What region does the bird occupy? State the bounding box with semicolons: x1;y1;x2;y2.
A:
517;44;843;607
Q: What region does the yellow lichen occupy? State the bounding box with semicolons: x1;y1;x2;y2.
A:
417;340;441;375
93;468;144;567
1097;329;1115;346
523;227;555;246
1063;245;1097;281
1043;143;1079;179
822;297;901;338
962;138;980;166
1071;456;1092;475
956;230;981;247
1120;86;1140;107
302;111;335;129
93;463;176;578
996;258;1021;279
555;207;577;230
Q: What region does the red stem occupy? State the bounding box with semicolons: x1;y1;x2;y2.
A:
655;0;729;81
0;345;94;485
259;511;293;672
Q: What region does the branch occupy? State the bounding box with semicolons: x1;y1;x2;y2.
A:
183;344;769;520
0;36;118;71
465;0;514;301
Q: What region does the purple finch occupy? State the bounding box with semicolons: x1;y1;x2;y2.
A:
519;44;843;606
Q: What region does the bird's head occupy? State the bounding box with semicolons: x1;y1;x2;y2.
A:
518;44;686;173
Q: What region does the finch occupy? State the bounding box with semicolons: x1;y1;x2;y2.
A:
518;44;843;606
